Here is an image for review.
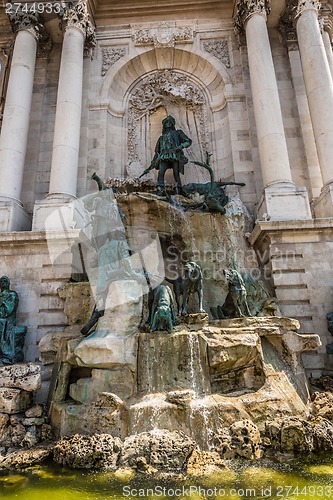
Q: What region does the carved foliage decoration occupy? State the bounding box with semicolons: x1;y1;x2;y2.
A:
296;0;322;18
235;0;271;34
133;22;193;47
62;0;96;48
102;48;126;76
7;8;44;38
128;71;207;164
203;40;230;68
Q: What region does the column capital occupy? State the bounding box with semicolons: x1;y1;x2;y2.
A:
319;12;333;37
62;0;96;49
296;0;322;20
7;8;44;40
279;1;299;49
235;0;271;34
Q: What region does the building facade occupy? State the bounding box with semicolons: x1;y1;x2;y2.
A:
0;0;333;379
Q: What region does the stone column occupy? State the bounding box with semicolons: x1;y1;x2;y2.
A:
279;8;322;200
235;0;311;221
320;15;333;81
0;10;42;231
295;1;333;217
32;0;95;231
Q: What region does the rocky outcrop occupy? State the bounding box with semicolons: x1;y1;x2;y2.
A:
311;392;333;421
186;449;226;476
213;420;262;460
0;445;52;469
120;430;195;472
265;416;333;455
53;434;122;470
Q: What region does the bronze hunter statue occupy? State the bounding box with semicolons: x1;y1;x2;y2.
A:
140;115;192;196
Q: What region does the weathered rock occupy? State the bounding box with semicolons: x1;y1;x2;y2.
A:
186;449;226;476
51;392;128;438
266;417;314;455
310;375;333;392
311;392;333;421
53;434;122;470
311;417;333;452
0;388;32;414
39;327;82;365
58;282;94;325
25;404;43;418
138;331;211;394
206;333;264;394
265;415;333;456
69;367;135;403
183;313;209;326
74;332;138;369
0;364;41;392
0;413;9;429
120;430;195;471
223;420;262;460
22;417;45;426
166;390;195;407
22;427;39;449
0;445;53;469
10;423;26;447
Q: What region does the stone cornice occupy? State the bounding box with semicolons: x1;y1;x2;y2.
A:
234;0;271;34
62;0;96;48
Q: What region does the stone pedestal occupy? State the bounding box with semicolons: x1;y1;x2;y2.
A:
0;200;31;231
32;197;88;231
257;183;312;221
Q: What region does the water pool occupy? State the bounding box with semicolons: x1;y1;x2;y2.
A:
1;454;333;499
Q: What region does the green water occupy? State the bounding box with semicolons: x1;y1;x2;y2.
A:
1;455;333;500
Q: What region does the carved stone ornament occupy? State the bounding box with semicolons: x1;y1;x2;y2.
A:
7;8;44;39
203;40;230;68
296;0;322;18
278;0;299;47
133;22;193;47
234;0;271;34
101;47;126;76
128;70;207;163
62;0;96;48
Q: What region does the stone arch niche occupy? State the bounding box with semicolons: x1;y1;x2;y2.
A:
101;47;233;183
126;69;210;184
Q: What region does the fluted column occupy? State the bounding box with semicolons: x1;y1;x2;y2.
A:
0;10;42;230
295;0;333;217
32;0;95;230
235;0;311;220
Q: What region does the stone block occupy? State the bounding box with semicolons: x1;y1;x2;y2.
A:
74;334;138;369
0;363;41;392
0;388;32;414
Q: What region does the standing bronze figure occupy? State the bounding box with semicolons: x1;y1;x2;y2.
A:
140;115;192;195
